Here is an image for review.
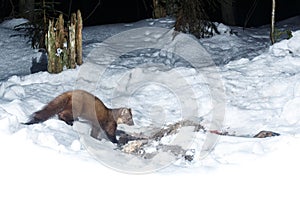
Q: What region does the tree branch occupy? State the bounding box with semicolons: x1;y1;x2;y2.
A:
84;0;101;22
9;0;15;17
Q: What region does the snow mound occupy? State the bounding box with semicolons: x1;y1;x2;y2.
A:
0;18;29;29
271;31;300;57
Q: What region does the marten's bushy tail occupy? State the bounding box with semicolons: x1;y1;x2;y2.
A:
24;92;71;125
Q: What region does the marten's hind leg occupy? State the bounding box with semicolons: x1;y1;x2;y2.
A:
58;110;75;126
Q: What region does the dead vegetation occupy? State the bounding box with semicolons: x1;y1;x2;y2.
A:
117;119;280;162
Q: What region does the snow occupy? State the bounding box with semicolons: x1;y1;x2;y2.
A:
1;16;300;199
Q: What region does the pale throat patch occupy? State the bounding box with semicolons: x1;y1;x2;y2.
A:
117;117;123;124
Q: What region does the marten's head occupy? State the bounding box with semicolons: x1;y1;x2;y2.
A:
115;108;134;126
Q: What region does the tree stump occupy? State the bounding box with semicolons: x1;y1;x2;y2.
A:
46;10;83;73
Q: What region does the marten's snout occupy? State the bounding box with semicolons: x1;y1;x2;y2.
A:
127;118;134;126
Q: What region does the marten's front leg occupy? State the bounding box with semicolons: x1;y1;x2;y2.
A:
102;122;118;143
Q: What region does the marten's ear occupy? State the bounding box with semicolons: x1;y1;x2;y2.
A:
120;108;128;115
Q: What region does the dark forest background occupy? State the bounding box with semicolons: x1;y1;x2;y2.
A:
1;0;300;27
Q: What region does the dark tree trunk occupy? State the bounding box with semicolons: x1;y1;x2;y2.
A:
18;0;35;20
175;0;218;38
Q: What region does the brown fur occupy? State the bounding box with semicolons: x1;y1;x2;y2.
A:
25;90;134;143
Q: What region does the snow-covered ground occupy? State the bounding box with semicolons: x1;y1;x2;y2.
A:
1;17;300;199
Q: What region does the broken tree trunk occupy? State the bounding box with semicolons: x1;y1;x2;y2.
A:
46;14;65;73
46;19;57;73
76;10;83;65
68;13;76;69
55;14;64;72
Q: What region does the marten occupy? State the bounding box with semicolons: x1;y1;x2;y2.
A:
24;90;134;143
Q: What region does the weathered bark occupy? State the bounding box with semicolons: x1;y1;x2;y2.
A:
46;14;65;73
56;14;65;49
55;14;64;72
76;10;83;65
46;20;57;73
68;13;76;69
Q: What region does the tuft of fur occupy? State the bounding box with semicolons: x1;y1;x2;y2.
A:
24;90;134;143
